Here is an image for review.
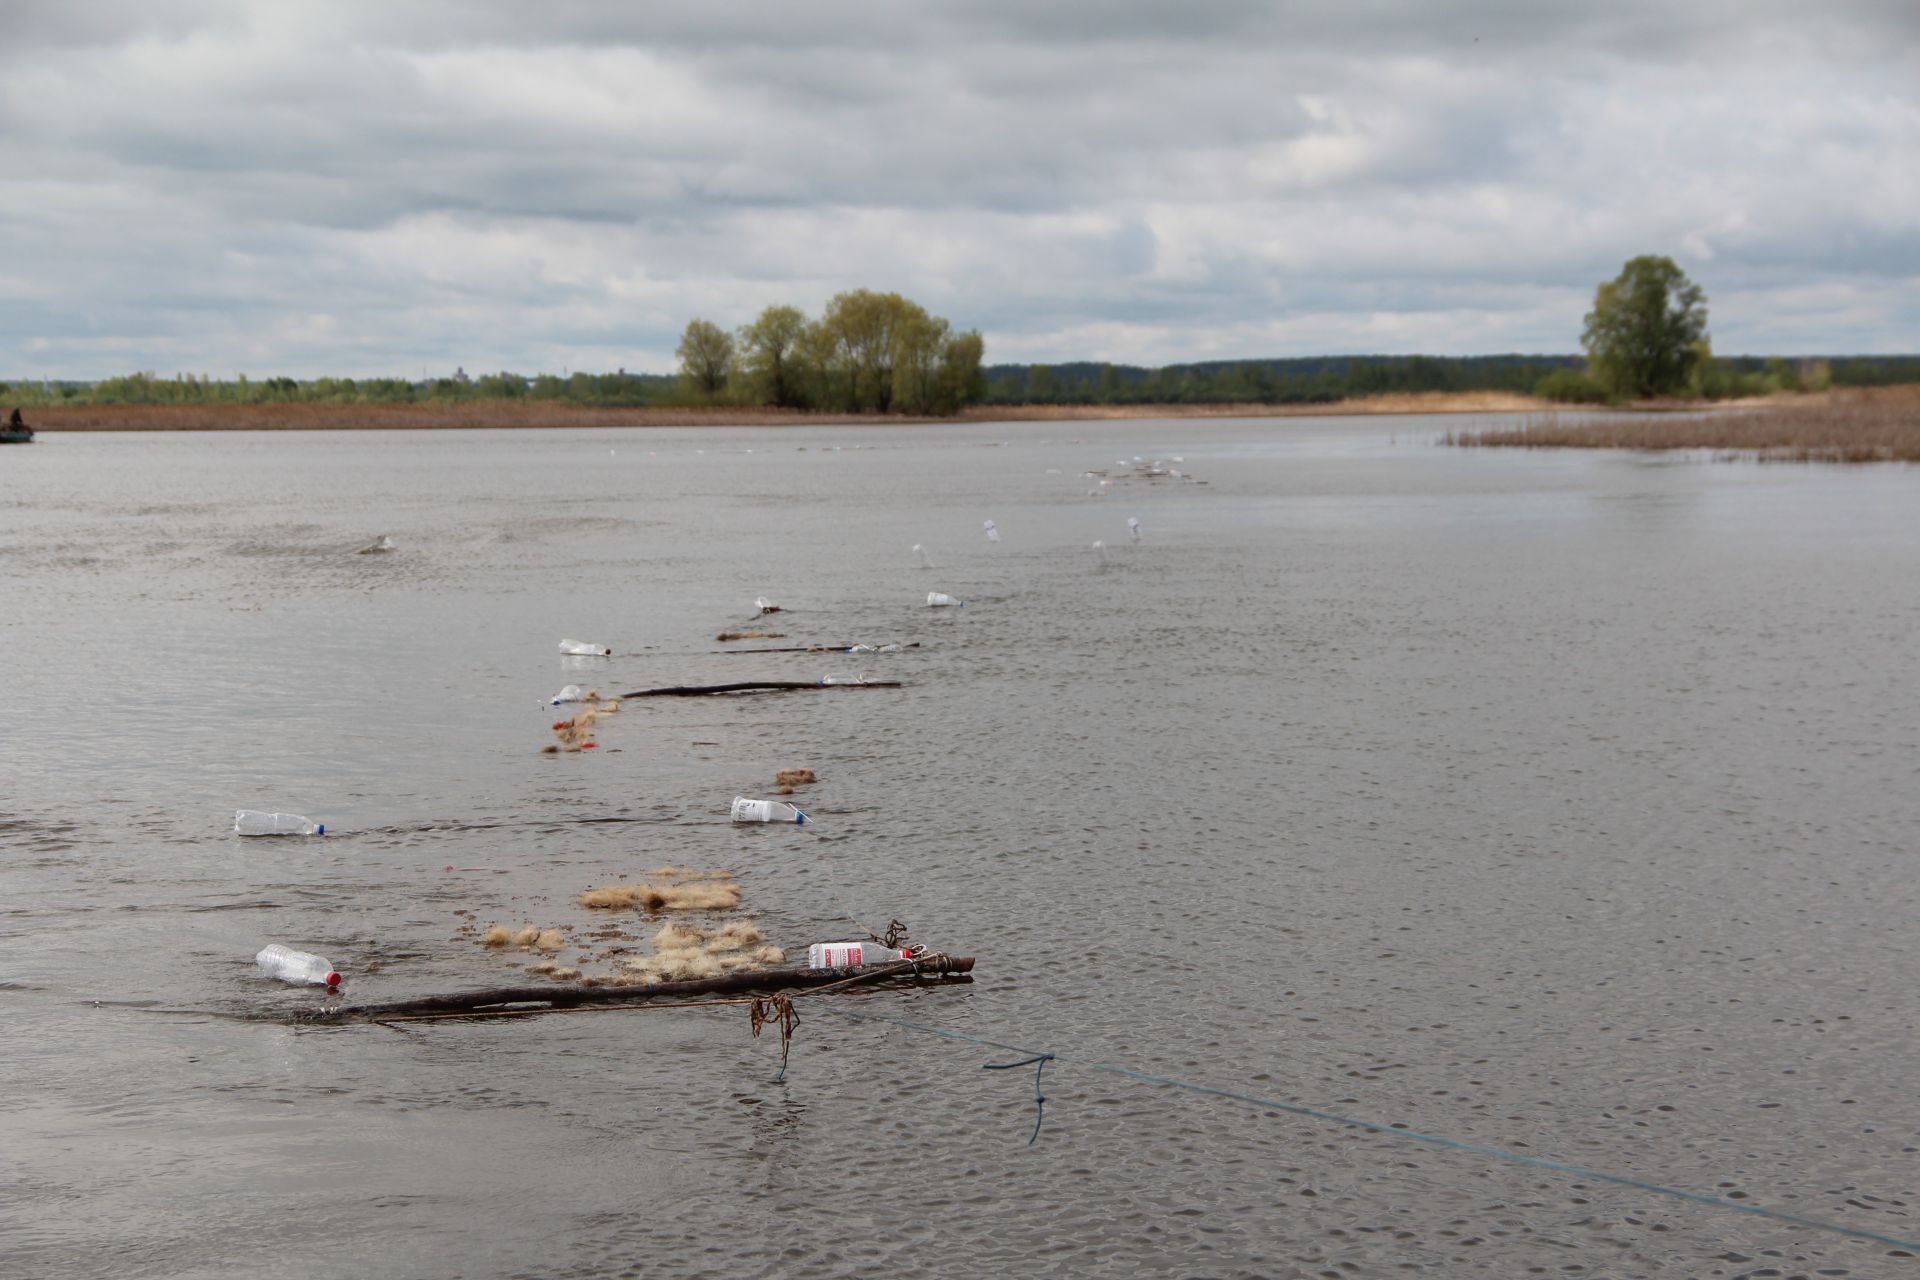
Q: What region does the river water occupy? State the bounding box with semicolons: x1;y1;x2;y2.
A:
2;418;1918;1279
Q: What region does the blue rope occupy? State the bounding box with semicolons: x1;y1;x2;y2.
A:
981;1053;1053;1144
820;1006;1920;1255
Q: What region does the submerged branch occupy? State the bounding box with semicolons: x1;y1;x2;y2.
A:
295;957;975;1024
618;680;902;697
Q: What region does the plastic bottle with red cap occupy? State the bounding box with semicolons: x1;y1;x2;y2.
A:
256;944;340;988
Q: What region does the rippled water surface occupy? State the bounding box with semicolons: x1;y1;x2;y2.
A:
3;420;1919;1279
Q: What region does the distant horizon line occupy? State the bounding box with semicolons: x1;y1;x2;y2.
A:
11;350;1919;385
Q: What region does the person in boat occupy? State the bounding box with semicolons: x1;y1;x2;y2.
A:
7;408;22;428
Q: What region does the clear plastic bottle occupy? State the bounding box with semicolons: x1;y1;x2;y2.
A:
818;674;868;685
926;591;964;608
256;944;340;987
235;810;325;836
549;683;586;704
807;941;912;969
731;796;809;824
558;639;611;656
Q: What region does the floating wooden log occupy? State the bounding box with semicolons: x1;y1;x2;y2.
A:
298;956;974;1023
714;643;922;655
618;679;903;697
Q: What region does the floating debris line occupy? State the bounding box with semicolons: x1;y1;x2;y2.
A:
618;680;902;697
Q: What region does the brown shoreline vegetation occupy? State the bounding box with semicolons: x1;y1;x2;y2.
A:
1445;386;1920;463
17;389;1917;461
20;389;1551;432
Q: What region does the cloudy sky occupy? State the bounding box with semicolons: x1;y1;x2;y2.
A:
4;1;1916;379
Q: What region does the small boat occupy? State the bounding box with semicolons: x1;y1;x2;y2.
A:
0;428;32;444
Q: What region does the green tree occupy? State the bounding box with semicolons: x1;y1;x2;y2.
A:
817;289;926;412
930;331;985;414
1581;255;1709;399
676;318;735;399
889;309;949;414
736;305;809;408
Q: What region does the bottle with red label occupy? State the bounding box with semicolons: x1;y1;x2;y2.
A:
806;941;913;970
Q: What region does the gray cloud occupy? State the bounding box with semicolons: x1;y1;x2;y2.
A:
2;1;1916;377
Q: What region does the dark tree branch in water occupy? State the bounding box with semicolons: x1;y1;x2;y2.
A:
618;680;902;697
297;957;975;1023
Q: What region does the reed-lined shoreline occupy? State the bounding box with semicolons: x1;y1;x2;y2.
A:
1445;386;1920;462
12;389;1916;461
12;390;1553;431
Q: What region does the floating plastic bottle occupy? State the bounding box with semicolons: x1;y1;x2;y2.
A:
559;639;611;656
256;944;340;987
356;535;395;555
983;520;1000;543
913;543;936;568
806;941;912;970
1128;516;1142;542
549;684;586;704
731;797;809;824
926;591;964;608
847;643;877;654
755;596;782;614
1092;539;1108;563
235;810;325;836
819;674;868;686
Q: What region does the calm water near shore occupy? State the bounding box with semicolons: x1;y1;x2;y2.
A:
3;418;1919;1278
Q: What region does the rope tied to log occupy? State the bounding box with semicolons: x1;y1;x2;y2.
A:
749;993;800;1080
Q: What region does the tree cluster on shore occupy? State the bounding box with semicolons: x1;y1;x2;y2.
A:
675;289;986;416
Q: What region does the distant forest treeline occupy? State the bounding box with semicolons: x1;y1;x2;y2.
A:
979;353;1920;406
6;353;1919;410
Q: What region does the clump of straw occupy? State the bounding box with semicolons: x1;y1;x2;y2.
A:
579;878;741;913
613;919;784;984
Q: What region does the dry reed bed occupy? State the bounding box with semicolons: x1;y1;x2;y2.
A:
25;402;941;431
26;390;1553;431
1446;386;1920;463
968;391;1548;420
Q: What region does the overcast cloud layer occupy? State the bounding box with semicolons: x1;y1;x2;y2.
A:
4;1;1917;378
